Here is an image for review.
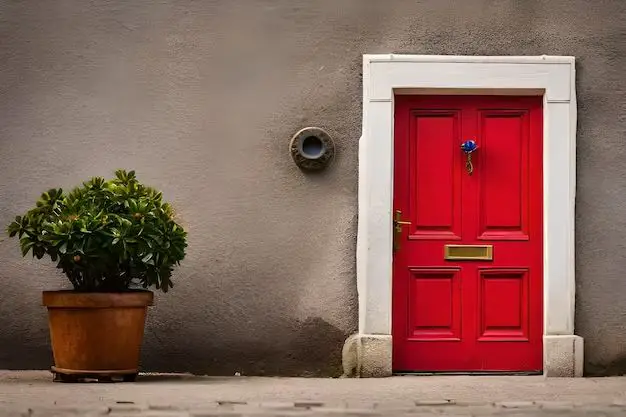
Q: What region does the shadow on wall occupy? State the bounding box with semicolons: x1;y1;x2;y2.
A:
0;317;348;377
142;316;348;377
586;357;626;377
0;343;52;371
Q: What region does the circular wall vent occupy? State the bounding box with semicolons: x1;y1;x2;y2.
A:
289;127;335;171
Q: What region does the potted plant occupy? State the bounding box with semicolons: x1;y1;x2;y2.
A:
6;170;187;382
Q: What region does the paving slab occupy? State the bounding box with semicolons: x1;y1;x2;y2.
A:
0;371;625;416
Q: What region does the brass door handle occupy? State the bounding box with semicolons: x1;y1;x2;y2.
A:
393;210;411;252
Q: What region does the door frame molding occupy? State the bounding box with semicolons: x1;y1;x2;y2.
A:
354;55;581;377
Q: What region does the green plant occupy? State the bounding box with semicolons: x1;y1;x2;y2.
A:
6;170;187;293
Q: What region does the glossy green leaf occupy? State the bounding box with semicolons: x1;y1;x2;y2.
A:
4;170;187;293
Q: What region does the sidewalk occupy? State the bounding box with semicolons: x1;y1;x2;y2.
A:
1;371;626;416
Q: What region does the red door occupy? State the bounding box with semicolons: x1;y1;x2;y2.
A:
392;95;543;372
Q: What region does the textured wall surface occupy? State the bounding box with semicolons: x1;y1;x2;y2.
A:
0;0;625;376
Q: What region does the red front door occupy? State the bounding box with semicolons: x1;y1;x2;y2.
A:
392;95;543;372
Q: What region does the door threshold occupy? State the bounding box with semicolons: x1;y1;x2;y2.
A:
394;371;542;376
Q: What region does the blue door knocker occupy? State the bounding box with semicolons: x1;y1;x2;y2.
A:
460;140;478;176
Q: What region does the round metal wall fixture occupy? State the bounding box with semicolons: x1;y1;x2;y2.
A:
289;127;335;171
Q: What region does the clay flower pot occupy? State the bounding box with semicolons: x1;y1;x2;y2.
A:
42;290;153;382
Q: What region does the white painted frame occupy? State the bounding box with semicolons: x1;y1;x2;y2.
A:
357;55;579;375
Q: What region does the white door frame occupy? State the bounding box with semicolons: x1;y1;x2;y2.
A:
353;55;582;377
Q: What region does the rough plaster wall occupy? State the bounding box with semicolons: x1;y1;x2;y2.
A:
0;0;624;375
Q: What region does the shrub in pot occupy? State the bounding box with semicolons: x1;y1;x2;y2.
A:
6;170;187;382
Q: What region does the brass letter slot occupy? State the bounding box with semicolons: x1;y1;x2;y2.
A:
444;245;493;261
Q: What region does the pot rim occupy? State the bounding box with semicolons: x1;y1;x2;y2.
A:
42;290;154;308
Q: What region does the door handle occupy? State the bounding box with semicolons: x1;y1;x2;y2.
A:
393;210;412;253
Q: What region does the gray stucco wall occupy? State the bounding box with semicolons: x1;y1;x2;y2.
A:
0;0;625;376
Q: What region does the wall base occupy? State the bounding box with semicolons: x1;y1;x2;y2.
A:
341;334;392;378
544;335;584;377
341;334;584;378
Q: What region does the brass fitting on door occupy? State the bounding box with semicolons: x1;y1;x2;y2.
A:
393;210;411;253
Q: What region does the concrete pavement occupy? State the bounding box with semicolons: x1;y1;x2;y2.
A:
1;371;626;416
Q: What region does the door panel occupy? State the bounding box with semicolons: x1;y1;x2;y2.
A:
478;269;529;341
392;95;543;373
408;268;461;341
478;110;530;240
409;111;462;240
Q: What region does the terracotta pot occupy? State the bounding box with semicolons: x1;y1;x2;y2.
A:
42;291;153;376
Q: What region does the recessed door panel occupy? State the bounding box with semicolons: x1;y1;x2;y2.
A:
409;111;462;240
478;110;530;240
479;269;529;341
408;268;461;340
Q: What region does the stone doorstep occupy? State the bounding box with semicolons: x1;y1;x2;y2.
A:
343;335;584;378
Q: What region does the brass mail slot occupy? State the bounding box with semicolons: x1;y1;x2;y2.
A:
444;245;493;261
